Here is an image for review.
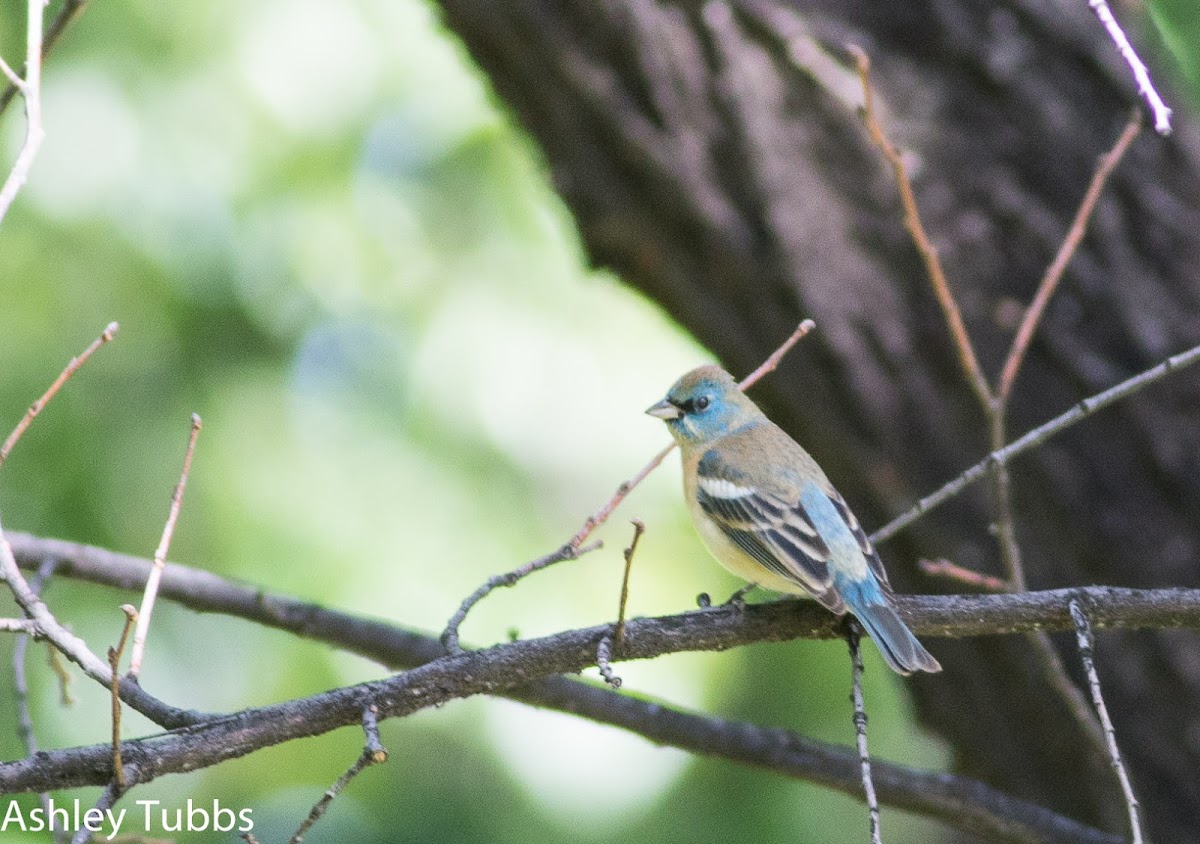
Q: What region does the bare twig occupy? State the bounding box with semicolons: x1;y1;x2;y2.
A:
444;320;816;651
0;0;91;117
597;519;647;688
1;515;119;683
986;415;1026;590
1026;629;1107;769
567;445;673;552
615;519;645;645
918;559;1009;593
1086;0;1172;135
854;84;1161;773
46;639;75;706
0;55;23;89
0;0;47;225
69;779;125;844
108;605;138;789
851;47;991;411
996;115;1141;404
596;631;621;687
847;620;883;844
12;557;63;843
0;322;120;470
288;704;388;844
872;338;1200;544
362;703;387;763
1069;600;1144;844
0;516;202;729
855;77;1162;770
129;413;202;679
853;45;1031;591
855;36;1027;607
736;318;815;389
440;541;603;652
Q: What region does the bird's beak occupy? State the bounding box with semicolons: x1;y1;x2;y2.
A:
645;398;682;420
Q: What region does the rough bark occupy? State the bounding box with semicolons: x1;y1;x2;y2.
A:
430;0;1200;840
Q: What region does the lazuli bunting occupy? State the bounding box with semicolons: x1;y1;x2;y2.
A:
647;365;940;675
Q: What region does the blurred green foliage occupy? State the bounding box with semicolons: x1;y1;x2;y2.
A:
1149;0;1200;102
3;0;1194;841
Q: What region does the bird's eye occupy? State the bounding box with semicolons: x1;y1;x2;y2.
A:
695;395;711;411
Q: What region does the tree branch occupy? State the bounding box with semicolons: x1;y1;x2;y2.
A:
5;534;1141;843
872;338;1200;544
0;523;204;729
6;532;1200;844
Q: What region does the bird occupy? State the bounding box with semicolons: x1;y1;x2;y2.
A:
646;364;940;675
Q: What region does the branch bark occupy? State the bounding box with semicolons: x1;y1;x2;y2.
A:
3;531;1196;844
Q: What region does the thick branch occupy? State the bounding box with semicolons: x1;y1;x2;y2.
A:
4;533;1133;844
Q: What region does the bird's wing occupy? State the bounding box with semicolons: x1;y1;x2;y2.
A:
824;485;891;591
695;448;845;611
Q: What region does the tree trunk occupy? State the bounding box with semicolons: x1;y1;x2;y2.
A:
431;0;1200;839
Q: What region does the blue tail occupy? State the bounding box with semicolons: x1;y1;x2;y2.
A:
838;579;941;675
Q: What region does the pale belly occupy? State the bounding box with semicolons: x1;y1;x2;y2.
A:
689;497;812;597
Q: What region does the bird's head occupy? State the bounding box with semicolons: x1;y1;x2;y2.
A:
646;365;758;446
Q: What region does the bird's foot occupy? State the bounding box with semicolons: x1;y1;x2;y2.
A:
723;583;757;614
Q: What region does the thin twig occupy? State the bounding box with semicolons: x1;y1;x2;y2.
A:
1026;629;1108;767
568;444;674;551
440;541;603;652
855;47;1159;768
1069;600;1145;844
851;47;991;411
13;567;57;744
0;0;91;117
847;620;883;844
1086;0;1172;135
596;631;621;687
129;413;202;679
852;44;1032;589
996;114;1142;404
0;322;120;470
615;519;645;646
108;604;138;789
0;0;47;225
46;639;74;705
1;515;116;683
847;44;1003;585
12;557;62;844
1;617;36;632
0;516;199;728
918;559;1010;593
0;54;24;90
736;318;815;389
443;320;816;651
362;703;387;763
987;415;1027;590
871;337;1200;544
69;779;125;844
288;704;388;844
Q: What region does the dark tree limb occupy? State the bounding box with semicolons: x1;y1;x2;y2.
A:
4;531;1197;844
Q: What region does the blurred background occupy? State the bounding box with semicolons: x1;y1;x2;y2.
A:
0;0;1196;841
